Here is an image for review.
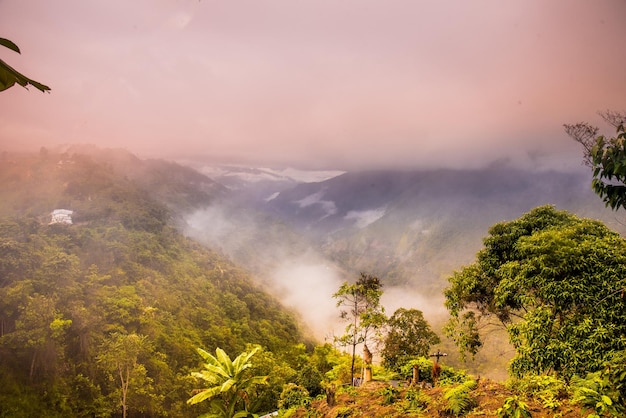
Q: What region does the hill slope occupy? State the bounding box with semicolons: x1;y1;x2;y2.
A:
0;150;308;417
266;167;626;292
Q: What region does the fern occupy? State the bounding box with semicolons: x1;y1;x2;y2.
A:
399;388;431;413
378;385;399;405
443;379;477;416
496;396;532;418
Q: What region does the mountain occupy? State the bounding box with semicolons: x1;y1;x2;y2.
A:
184;162;625;304
181;162;626;378
263;167;625;293
0;149;310;416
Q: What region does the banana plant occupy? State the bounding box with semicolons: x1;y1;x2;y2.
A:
0;37;50;92
188;346;268;418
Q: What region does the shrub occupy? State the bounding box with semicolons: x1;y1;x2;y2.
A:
378;385;399;405
400;387;431;413
400;357;468;385
333;406;352;418
508;374;567;410
442;379;477;416
278;383;311;410
571;372;624;418
496;396;531;418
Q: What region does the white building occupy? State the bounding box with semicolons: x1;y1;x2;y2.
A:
50;209;74;225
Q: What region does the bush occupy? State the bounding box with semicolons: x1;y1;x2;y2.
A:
278;384;311;411
296;364;324;397
571;372;624;418
400;387;431;413
507;374;567;409
442;379;477;416
332;406;352;418
496;396;531;418
378;385;399;405
400;357;467;385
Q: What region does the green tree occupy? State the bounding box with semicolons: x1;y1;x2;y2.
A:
97;333;154;418
333;273;386;385
0;38;50;92
187;346;268;418
565;110;626;210
444;206;626;378
381;308;440;372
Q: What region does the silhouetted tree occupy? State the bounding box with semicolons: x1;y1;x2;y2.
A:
565;110;626;210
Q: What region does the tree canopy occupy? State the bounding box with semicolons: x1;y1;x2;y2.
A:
444;205;626;378
0;151;308;416
380;308;440;372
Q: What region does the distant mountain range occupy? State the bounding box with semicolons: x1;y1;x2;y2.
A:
187;163;625;289
182;162;626;354
25;146;623;345
6;146;620;380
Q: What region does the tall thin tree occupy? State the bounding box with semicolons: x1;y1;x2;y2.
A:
333;273;386;385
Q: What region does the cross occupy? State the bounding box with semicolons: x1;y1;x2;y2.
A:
429;349;447;363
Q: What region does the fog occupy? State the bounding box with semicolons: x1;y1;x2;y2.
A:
2;1;626;170
184;197;451;341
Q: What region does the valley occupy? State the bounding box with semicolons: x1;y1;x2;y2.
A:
1;147;625;416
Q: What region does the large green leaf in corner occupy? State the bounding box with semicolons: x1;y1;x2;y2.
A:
0;37;50;92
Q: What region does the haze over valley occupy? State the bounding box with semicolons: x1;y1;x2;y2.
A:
181;158;626;341
2;1;626;415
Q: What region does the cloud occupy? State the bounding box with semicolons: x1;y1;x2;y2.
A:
269;254;344;339
295;191;338;218
1;1;625;170
344;208;387;229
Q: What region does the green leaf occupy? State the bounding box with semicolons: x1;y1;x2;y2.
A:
0;58;51;92
0;37;20;53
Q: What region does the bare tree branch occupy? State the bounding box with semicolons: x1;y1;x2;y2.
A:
563;122;599;167
598;110;626;129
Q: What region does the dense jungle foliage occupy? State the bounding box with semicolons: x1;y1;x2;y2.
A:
3;149;626;417
0;150;311;416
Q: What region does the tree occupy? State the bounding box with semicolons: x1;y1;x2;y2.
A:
187;346;268;418
0;38;50;92
381;308;440;372
333;273;386;385
565;110;626;210
444;206;626;378
97;333;154;418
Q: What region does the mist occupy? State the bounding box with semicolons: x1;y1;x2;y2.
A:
183;196;449;341
2;1;625;171
184;202;345;338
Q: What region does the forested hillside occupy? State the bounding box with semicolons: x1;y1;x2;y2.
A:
0;150;309;417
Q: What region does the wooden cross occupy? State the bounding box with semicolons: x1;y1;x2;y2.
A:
429;349;447;363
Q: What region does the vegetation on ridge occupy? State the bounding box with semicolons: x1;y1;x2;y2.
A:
0;151;307;416
2;148;626;416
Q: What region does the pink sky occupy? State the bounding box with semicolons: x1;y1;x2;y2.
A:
1;1;625;169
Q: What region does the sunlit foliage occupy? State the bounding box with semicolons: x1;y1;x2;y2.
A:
444;205;626;378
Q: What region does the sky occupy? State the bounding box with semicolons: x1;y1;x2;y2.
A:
1;0;625;170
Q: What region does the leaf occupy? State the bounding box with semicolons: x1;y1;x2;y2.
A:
0;58;51;92
0;38;20;53
187;387;222;405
